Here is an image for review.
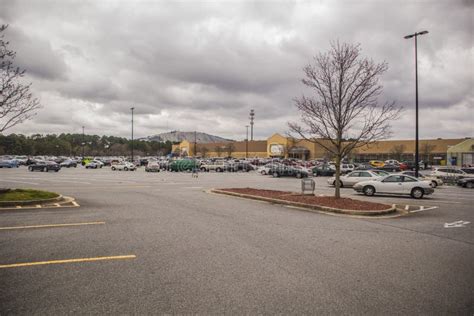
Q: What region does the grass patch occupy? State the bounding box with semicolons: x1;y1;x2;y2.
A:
0;189;59;202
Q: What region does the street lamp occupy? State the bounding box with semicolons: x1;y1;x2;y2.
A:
81;126;85;159
404;30;428;178
130;107;135;163
245;125;249;159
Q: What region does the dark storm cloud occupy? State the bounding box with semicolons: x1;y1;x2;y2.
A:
1;0;472;140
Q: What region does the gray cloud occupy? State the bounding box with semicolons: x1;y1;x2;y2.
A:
0;0;472;141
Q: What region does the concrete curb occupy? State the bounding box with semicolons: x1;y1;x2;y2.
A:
0;196;78;211
210;189;396;216
0;195;63;207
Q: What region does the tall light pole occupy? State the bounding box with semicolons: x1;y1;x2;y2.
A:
130;107;135;162
245;125;249;159
249;109;255;141
404;30;428;178
81;126;85;159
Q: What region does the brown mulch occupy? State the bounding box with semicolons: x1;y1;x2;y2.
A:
219;188;391;211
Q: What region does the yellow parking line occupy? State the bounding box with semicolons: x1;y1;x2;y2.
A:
0;255;136;269
0;221;105;231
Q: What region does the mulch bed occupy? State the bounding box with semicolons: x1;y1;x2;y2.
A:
219;188;391;211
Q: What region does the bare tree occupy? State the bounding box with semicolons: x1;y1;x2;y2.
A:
0;25;41;132
198;145;210;158
225;143;235;158
215;145;223;157
421;143;436;166
390;144;406;161
289;42;401;198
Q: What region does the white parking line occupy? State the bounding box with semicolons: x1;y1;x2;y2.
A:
0;179;40;185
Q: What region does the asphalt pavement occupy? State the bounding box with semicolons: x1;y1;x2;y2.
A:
0;167;473;314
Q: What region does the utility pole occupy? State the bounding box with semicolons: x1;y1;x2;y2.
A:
404;30;428;178
249;109;255;141
246;125;249;159
131;107;134;162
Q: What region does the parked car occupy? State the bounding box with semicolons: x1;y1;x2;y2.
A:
60;159;77;168
369;160;385;168
354;174;434;199
28;161;61;172
111;162;136;171
430;167;472;179
0;160;19;168
460;168;474;175
145;161;161;172
378;163;401;172
327;170;386;187
457;178;474;189
312;164;335;177
270;165;309;178
85;160;104;169
257;163;283;175
400;171;443;188
200;161;226;172
340;164;355;174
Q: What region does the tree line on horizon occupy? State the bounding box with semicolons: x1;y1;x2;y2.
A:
0;133;175;157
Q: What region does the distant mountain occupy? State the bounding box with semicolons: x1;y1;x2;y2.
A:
142;131;233;143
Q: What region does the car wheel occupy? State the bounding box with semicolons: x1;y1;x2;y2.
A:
296;173;302;179
411;187;424;199
260;170;266;175
216;168;222;172
466;182;474;189
313;172;319;177
112;167;116;171
201;167;206;172
272;171;280;178
28;167;33;171
43;167;47;172
363;185;375;196
430;181;437;188
124;167;128;171
55;170;59;172
333;180;343;188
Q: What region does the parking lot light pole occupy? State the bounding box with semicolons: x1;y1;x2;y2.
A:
131;107;134;163
81;126;85;159
246;125;249;159
404;30;428;178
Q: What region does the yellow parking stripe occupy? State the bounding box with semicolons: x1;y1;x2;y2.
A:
0;255;136;269
0;221;105;231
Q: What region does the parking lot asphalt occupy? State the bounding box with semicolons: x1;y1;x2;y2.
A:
0;167;473;314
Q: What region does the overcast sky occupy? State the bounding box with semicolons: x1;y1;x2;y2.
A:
1;0;472;141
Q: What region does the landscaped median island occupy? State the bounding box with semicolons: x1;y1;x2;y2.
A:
211;188;396;216
0;188;77;209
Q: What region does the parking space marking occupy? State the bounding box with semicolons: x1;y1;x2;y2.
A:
0;179;40;185
0;221;105;231
0;255;136;269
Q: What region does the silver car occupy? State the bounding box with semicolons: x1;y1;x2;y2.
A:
327;170;388;187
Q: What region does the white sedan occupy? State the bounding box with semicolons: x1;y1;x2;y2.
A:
327;170;389;187
111;162;136;171
353;174;434;199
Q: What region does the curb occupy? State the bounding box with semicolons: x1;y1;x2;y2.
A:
0;196;78;211
0;195;63;207
210;189;396;216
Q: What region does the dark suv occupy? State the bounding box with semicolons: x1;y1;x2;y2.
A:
28;161;61;172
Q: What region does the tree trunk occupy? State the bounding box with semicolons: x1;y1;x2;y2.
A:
335;155;341;198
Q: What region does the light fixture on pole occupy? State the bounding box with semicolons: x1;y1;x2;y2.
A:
130;107;135;163
404;30;428;178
